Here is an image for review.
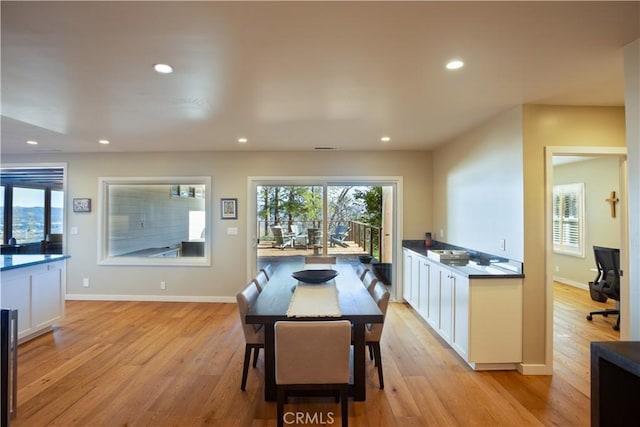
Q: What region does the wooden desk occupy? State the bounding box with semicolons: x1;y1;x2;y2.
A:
246;264;383;401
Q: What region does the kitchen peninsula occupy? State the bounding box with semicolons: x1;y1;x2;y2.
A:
402;240;524;371
1;254;69;343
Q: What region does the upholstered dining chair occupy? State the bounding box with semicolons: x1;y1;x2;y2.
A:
366;283;390;389
260;264;274;280
305;255;337;264
355;264;369;281
236;282;264;391
362;270;379;295
275;320;351;427
252;270;269;292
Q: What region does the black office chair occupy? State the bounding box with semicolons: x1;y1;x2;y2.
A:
586;246;621;331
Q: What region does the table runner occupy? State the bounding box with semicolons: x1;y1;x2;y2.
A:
286;282;341;317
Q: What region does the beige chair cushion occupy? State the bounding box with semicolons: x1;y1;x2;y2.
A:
362;270;379;294
355;264;369;280
253;270;269;292
275;320;351;385
365;283;390;342
236;283;264;344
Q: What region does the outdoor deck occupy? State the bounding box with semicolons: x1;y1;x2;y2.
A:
257;239;369;258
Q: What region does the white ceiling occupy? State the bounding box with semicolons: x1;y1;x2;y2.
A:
1;1;639;154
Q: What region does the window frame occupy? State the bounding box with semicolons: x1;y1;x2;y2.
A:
97;176;212;266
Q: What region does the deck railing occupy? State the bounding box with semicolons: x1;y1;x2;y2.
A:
349;220;382;260
257;220;383;260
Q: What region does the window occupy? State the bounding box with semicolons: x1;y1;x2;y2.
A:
51;190;64;234
12;187;45;243
0;166;65;251
553;183;585;256
0;186;4;243
98;177;211;266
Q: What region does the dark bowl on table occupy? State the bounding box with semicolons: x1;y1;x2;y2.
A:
292;269;339;284
358;255;373;264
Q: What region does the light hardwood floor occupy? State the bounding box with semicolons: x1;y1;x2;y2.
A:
11;283;618;426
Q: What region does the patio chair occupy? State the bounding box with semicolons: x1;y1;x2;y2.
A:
289;224;308;247
271;226;294;250
329;224;349;248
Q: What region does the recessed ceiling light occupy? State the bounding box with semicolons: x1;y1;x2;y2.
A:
26;140;38;145
446;60;464;70
99;139;110;145
381;136;391;142
154;63;173;74
238;138;248;143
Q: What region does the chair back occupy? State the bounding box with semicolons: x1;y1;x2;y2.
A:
366;283;390;341
355;264;369;281
593;246;621;300
236;283;263;344
362;270;378;294
275;320;351;385
305;256;336;264
261;264;274;280
271;226;286;245
252;270;269;292
331;224;349;239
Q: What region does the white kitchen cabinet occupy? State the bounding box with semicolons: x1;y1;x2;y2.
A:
417;258;430;319
426;259;441;330
403;249;413;303
439;269;453;342
451;271;469;359
403;249;430;315
403;248;522;370
1;259;65;343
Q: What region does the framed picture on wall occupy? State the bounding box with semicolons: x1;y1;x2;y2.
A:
73;198;91;213
221;198;237;220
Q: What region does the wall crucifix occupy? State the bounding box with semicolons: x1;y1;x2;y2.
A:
605;191;619;218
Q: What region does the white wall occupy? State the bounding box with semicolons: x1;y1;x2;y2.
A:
553;157;621;288
1;150;432;301
624;38;640;339
432;106;524;261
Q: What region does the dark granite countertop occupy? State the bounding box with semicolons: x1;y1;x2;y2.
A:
403;240;524;279
591;341;640;377
1;254;70;272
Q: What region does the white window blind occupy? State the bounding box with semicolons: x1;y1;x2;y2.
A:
553;183;585;256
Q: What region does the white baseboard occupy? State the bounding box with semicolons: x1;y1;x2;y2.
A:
553;276;589;290
65;294;236;303
518;363;553;375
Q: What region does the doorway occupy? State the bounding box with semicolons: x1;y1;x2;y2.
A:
545;147;627;371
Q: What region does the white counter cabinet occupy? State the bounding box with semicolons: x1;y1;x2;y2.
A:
1;256;66;343
403;248;522;370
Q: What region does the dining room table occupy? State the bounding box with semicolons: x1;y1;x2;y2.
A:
245;263;384;402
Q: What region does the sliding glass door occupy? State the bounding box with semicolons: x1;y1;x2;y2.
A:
249;177;399;296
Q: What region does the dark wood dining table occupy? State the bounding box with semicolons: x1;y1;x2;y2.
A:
245;263;384;401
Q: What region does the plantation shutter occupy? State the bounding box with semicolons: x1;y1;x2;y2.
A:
553;183;585;256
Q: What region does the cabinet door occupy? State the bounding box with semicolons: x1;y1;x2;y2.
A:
440;271;453;342
0;274;33;338
417;258;429;318
451;272;469;359
410;255;420;309
32;264;63;329
426;261;441;329
403;250;413;303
